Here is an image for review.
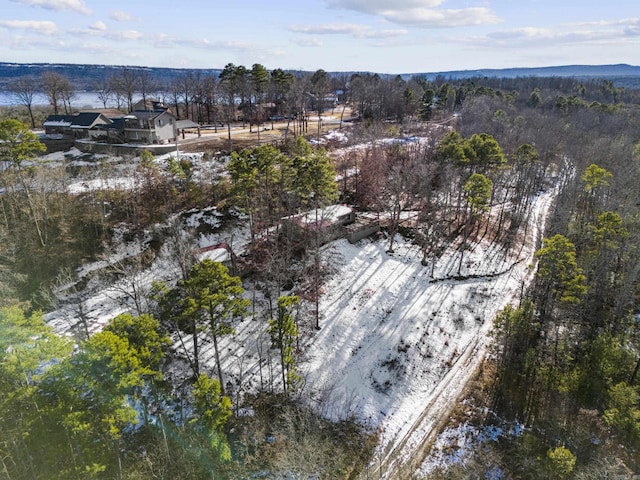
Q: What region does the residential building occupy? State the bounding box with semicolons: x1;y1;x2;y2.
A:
123;109;176;144
42;112;112;138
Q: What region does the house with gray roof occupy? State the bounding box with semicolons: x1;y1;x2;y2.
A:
123;109;176;145
42;101;178;147
42;112;112;138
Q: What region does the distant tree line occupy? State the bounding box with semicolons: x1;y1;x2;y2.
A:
8;63;640;136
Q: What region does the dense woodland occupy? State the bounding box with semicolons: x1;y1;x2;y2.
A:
1;65;640;478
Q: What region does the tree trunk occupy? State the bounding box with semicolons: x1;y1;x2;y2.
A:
339;102;347;129
280;347;287;396
630;356;640;385
211;326;225;395
457;209;470;276
27;105;35;129
19;174;46;247
191;318;200;376
226;119;232;151
284;118;291;142
387;203;401;252
314;205;320;330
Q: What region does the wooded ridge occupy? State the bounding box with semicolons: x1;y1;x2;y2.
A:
1;62;639;90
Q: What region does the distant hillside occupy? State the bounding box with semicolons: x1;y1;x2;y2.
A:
409;63;640;79
1;62;639;91
0;62;222;91
407;64;640;88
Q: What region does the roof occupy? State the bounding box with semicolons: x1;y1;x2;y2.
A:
43;115;73;127
193;242;234;263
285;204;354;229
196;247;231;263
101;118;124;129
132;98;168;111
70;112;108;129
43;112;111;129
79;108;124;118
128;110;172;121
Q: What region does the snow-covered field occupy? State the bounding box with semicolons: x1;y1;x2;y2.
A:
300;189;552;478
42;142;554;478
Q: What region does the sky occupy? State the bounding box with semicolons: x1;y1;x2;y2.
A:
1;0;639;74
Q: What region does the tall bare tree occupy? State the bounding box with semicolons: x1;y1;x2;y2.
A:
107;74;126;109
60;84;75;114
137;69;158;109
95;75;114;109
8;76;38;128
42;71;72;115
167;78;182;119
113;68;139;112
201;74;220;128
178;71;198;121
310;69;329;140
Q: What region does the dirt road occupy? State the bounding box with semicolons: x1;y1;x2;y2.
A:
178;108;353;153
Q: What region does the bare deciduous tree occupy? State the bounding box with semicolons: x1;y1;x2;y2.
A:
95;75;114;109
112;67;139;112
42;71;72;115
8;76;38;127
137;69;158;109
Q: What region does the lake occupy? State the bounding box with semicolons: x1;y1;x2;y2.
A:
0;91;104;108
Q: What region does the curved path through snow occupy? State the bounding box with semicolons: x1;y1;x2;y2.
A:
300;189;555;479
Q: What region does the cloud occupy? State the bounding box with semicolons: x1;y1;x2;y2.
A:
2;34;130;62
365;28;408;39
67;25;144;42
149;35;284;66
625;25;640;36
326;0;443;14
605;17;640;37
4;35;68;51
88;21;107;32
295;37;324;47
381;8;500;28
325;0;498;28
154;34;194;49
0;20;58;35
458;18;640;48
288;23;407;39
75;42;119;55
152;34;257;54
566;18;640;29
109;30;143;41
110;10;133;22
11;0;91;15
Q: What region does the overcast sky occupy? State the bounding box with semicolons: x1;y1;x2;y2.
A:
1;0;639;74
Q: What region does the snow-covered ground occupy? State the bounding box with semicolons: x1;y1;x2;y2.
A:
41;140;555;478
299;188;552;478
41;147;229;195
417;420;525;478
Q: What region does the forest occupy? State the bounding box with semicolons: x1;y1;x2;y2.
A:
1;65;640;479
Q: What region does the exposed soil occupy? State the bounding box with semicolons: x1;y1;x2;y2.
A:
178;108;353;153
